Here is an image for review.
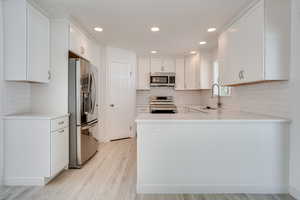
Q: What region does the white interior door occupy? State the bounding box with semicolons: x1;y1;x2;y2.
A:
108;61;132;140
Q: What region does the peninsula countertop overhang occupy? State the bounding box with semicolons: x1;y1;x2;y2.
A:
135;110;290;123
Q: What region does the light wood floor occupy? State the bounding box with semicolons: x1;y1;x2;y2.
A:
0;138;295;200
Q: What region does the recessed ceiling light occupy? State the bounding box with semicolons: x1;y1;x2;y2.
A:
190;51;197;54
94;27;103;32
207;28;217;32
199;41;207;45
151;27;160;32
151;50;158;54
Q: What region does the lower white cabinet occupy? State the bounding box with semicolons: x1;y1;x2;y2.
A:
4;114;69;186
51;127;69;176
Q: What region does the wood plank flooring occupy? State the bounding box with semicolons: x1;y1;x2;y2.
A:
0;138;296;200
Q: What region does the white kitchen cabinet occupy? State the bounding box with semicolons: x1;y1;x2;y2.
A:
219;0;290;86
150;57;163;73
51;127;69;176
150;57;175;73
175;58;185;90
162;57;175;72
199;52;213;89
4;114;69;185
184;54;201;90
4;0;50;83
69;24;93;61
137;56;151;90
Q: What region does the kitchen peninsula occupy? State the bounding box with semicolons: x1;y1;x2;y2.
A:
136;110;290;194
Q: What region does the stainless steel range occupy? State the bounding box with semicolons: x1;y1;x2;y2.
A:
150;96;177;114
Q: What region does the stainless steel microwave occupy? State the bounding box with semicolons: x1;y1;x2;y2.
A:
150;73;175;87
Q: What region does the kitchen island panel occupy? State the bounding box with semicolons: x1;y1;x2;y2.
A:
136;120;289;194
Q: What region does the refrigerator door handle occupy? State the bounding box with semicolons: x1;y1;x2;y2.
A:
76;60;82;125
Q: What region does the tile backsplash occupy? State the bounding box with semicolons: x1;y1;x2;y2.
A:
137;88;202;106
200;81;290;118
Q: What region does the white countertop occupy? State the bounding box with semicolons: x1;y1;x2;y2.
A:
4;113;69;120
136;109;290;123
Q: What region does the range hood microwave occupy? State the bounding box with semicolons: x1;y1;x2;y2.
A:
150;72;175;87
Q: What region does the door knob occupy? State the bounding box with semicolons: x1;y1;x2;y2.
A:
110;104;114;107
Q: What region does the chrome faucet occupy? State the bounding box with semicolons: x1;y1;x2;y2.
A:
212;83;222;109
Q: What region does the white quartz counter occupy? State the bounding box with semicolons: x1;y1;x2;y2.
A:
4;113;70;120
136;109;290;123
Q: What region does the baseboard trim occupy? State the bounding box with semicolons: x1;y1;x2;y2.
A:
137;184;288;194
4;177;46;186
289;186;300;200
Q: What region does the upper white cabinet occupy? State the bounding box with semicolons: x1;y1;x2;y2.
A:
175;54;204;90
150;57;163;73
162;57;175;72
199;52;213;89
175;58;185;90
69;24;94;62
4;0;50;83
219;0;290;86
184;54;201;90
137;56;151;90
150;57;175;73
137;54;211;91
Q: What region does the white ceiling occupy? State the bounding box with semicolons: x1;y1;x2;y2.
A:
34;0;254;56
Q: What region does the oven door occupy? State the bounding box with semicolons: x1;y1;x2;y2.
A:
150;76;168;87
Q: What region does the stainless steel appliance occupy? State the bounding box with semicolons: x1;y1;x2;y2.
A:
150;96;177;113
68;58;99;168
150;72;176;87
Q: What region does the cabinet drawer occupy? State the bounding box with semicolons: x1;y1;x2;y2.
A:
51;127;69;176
51;117;69;132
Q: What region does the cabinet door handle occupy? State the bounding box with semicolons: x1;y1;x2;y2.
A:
58;129;65;133
240;70;245;80
58;121;64;125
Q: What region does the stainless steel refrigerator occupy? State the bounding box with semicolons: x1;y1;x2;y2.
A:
68;58;99;168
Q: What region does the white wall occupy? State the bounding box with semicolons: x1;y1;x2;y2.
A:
31;19;70;114
97;46;107;142
289;0;300;198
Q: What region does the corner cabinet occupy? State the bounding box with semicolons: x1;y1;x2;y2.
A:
219;0;290;86
4;0;50;83
4;114;69;186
